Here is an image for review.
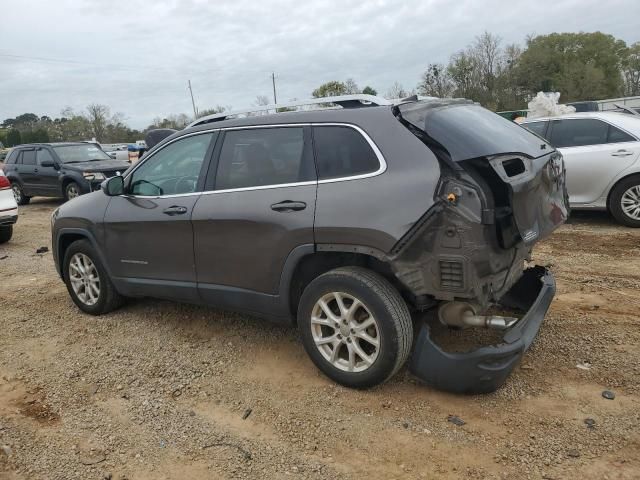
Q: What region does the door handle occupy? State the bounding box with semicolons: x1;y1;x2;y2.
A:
270;201;307;212
163;205;188;215
611;150;633;157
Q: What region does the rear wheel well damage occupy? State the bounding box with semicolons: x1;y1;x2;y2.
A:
287;251;410;320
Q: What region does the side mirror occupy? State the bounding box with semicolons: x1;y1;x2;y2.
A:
102;175;124;196
41;159;57;168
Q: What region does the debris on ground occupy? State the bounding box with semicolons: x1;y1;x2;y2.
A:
447;415;466;426
602;390;616;400
35;246;49;254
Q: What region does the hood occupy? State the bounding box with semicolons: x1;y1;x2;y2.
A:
63;159;130;173
396;100;553;162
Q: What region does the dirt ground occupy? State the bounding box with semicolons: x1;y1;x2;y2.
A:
1;199;639;480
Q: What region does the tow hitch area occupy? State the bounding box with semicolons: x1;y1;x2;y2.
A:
409;266;555;394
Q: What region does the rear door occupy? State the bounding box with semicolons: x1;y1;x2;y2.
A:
16;149;38;195
102;131;217;301
549;118;640;204
192;126;316;299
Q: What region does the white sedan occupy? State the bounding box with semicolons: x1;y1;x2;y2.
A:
0;169;18;243
522;112;640;226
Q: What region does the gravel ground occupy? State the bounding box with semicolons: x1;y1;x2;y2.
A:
1;199;639;480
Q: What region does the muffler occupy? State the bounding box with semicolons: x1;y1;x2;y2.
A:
438;301;518;330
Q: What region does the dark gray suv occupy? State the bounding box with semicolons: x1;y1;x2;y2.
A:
51;96;569;393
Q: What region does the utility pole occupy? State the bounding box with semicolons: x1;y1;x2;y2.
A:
188;80;198;118
271;72;278;105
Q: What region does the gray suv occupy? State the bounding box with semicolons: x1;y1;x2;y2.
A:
51;96;569;393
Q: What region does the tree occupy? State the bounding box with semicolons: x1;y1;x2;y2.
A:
417;63;454;97
515;32;627;102
85;104;110;142
385;81;410;99
198;106;226;117
622;42;640;96
312;81;347;98
255;95;270;106
344;78;360;94
362;86;378;96
7;129;21;147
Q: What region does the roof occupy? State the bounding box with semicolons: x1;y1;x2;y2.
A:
12;142;94;148
522;111;640;135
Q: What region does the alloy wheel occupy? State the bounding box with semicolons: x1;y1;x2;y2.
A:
621;185;640;221
11;184;21;204
68;253;101;306
310;292;380;372
66;183;80;200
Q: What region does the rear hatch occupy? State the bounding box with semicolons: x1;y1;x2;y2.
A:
395;100;569;244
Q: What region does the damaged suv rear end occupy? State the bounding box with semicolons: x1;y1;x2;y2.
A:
393;100;568;393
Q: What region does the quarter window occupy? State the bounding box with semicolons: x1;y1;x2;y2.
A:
549;119;609;148
215;127;311;190
312;126;380;180
129;132;215;196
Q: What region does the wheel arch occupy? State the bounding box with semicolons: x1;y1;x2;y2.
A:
56;229;109;280
283;245;407;321
606;172;640;210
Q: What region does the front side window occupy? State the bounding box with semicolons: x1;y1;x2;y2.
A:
549;119;608;148
313;126;380;180
37;149;55;165
129;132;215;196
523;121;548;140
21;150;37;165
53;144;111;163
215;127;310;190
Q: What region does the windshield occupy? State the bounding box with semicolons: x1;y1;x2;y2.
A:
53;144;111;163
397;101;553;161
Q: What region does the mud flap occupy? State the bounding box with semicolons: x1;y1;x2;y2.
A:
408;266;555;394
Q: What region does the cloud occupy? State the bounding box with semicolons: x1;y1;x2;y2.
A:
1;0;639;128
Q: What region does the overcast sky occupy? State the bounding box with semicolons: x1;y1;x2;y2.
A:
2;0;640;129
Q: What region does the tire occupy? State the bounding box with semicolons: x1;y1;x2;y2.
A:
62;239;124;315
11;183;30;205
64;181;81;201
298;266;413;389
0;226;12;244
609;176;640;227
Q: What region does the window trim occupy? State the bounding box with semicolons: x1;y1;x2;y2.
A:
547;117;639;149
123;123;387;198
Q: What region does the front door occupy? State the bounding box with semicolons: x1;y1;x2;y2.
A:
549;118;640;204
35;148;60;196
192;126;316;302
103;131;217;301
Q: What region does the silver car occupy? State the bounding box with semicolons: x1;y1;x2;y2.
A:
522;112;640;226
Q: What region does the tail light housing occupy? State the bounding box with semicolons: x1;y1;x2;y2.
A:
0;175;10;190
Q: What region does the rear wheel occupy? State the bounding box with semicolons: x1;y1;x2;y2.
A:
64;181;81;201
0;226;12;244
63;239;124;315
610;176;640;227
298;267;413;389
11;183;30;205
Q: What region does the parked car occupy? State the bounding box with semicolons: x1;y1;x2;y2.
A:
51;96;568;393
521;112;640;226
0;169;18;243
3;143;131;204
101;144;130;162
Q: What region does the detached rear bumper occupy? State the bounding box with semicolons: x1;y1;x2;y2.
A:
409;266;555;394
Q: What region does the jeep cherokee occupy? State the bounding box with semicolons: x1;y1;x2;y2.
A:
51;95;569;393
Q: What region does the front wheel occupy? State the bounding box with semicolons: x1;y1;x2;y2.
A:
610;176;640;227
0;226;12;244
298;267;413;389
64;181;81;201
63;239;124;315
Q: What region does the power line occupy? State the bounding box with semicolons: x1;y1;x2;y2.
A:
0;53;163;72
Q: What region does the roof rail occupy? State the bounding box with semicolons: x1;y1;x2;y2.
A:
187;94;392;128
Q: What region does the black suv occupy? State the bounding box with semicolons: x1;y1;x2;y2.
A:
3;143;130;204
51;96;569;393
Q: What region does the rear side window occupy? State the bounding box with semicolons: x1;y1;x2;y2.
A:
215;127;311;190
523;121;548;139
549;119;608;147
21;150;37;165
607;125;636;143
313;126;380;180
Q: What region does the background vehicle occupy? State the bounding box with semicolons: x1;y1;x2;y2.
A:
0;169;18;243
52;95;568;393
3;142;130;204
522;112;640;226
101;144;130;161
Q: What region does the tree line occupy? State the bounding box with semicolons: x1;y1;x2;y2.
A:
2;31;639;147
